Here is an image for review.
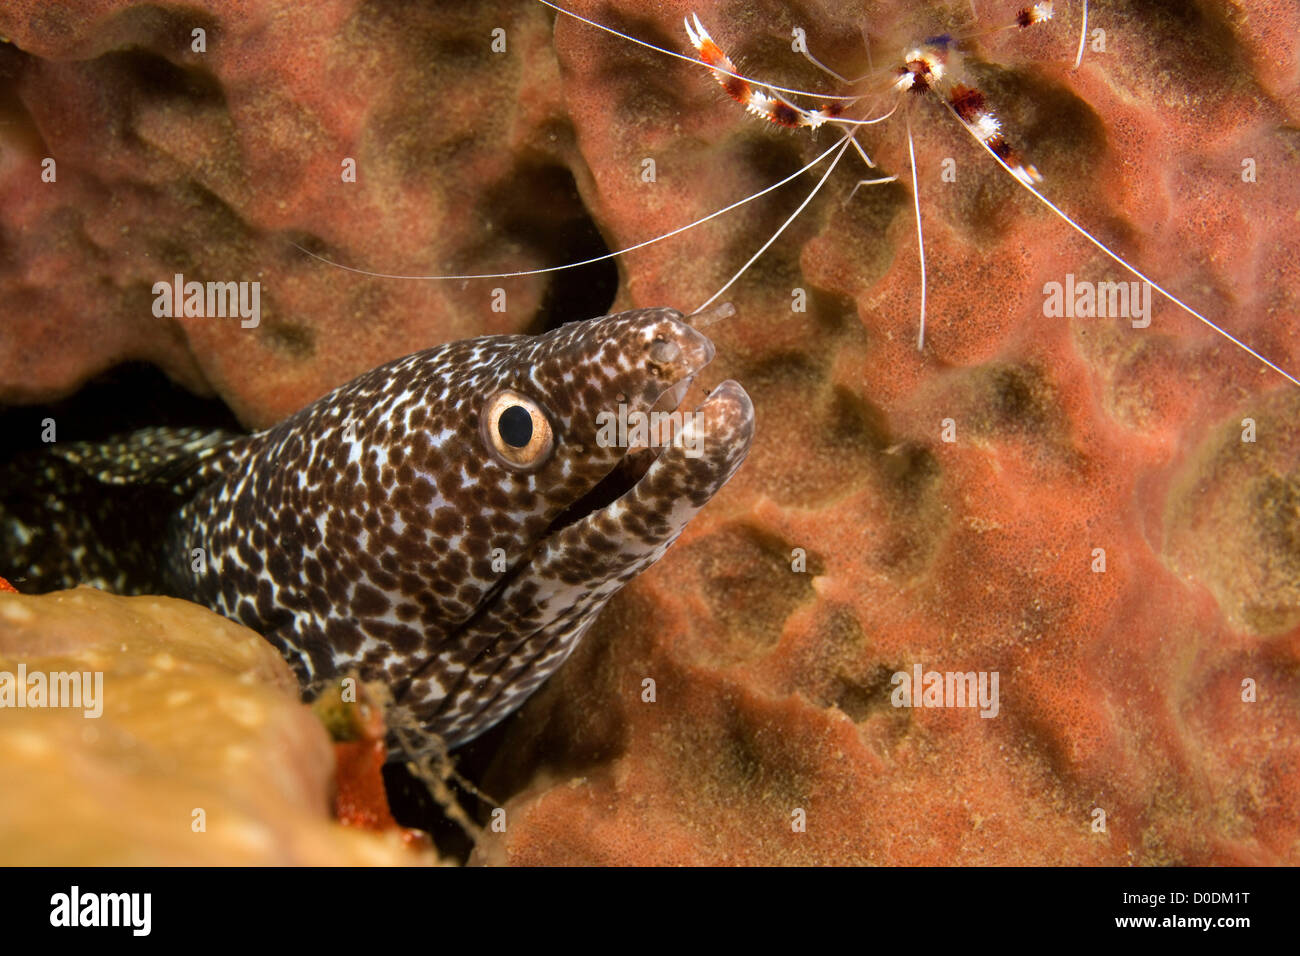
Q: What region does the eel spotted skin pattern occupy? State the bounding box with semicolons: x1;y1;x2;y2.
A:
1;308;754;753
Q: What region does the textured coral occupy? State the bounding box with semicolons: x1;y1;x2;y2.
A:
467;0;1300;865
0;587;435;864
2;0;1298;864
0;0;587;426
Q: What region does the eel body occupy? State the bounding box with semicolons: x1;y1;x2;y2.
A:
1;308;753;752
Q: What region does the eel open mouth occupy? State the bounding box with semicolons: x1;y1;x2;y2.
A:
542;375;755;546
545;363;708;536
538;303;729;538
543;314;733;538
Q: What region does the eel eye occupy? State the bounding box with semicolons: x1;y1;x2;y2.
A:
482;390;554;470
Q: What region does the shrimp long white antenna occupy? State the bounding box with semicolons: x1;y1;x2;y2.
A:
1073;0;1089;70
292;136;848;281
694;133;854;315
536;0;859;102
946;101;1300;388
906;117;927;351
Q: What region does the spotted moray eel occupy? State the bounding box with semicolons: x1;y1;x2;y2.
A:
1;308;754;752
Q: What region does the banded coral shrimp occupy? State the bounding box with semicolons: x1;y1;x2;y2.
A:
300;0;1300;408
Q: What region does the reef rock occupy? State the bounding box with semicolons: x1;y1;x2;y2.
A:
0;586;433;864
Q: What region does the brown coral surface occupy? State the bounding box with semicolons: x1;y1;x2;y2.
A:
1;0;1297;864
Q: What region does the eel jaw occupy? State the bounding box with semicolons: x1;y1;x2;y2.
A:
560;377;754;541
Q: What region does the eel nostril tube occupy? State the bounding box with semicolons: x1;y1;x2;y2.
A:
689;301;736;329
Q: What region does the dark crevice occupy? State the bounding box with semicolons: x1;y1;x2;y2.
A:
0;365;244;594
527;227;620;334
472;159;619;334
97;47;226;109
0;362;242;461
